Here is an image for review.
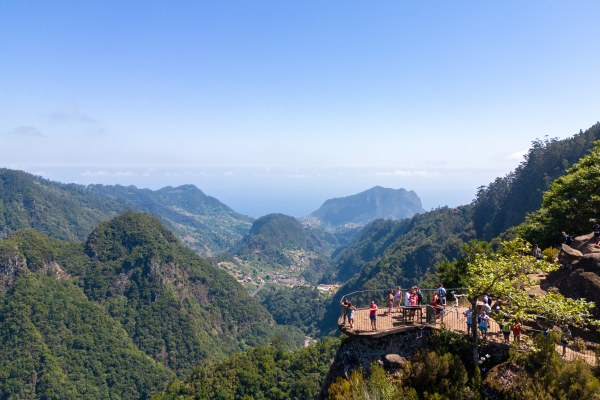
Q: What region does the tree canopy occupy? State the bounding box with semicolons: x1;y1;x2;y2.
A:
463;238;595;328
520;140;600;247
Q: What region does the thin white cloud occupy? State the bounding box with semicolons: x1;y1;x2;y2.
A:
50;107;98;124
9;126;44;137
115;171;138;177
80;170;110;177
372;170;442;178
79;169;151;178
49;106;106;135
288;173;310;179
506;150;527;160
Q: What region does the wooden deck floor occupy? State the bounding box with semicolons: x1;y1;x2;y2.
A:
338;306;491;337
338;305;597;365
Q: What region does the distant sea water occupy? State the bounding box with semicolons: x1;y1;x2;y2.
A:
24;166;505;218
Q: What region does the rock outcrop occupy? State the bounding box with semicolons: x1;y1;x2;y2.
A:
543;232;600;339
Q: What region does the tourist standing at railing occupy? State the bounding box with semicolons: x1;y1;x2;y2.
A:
484;301;492;314
387;290;394;315
432;292;440;316
346;301;356;330
437;284;446;307
464;309;472;333
369;301;378;331
341;298;349;326
416;287;423;305
479;311;490;340
394;287;402;311
408;287;418;321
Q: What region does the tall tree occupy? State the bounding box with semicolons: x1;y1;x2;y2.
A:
462;238;596;365
520;140;600;247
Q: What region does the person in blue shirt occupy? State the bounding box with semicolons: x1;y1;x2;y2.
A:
464;309;473;333
479;311;490;340
437;284;447;306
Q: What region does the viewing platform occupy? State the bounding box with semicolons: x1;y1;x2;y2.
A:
338;304;499;339
338;300;598;366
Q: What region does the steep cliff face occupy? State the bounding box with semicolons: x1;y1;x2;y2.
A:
320;328;435;397
319;328;508;399
543;233;600;340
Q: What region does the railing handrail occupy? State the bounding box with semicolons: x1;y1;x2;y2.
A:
339;287;469;303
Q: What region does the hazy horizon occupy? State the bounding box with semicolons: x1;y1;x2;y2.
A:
12;162;526;218
2;1;598;217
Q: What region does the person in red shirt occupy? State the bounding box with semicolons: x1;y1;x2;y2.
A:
408;287;418;321
369;301;378;331
431;293;440;316
512;321;522;347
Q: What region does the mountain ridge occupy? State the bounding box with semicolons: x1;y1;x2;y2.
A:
0;212;304;398
307;186;424;228
0;169;253;257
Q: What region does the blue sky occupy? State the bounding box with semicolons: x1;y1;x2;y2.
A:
2;1;599;217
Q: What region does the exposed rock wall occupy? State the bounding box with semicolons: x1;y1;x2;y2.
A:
544;232;600;340
320;328;433;398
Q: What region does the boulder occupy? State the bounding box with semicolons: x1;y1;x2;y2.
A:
575;253;600;271
383;354;407;370
571;232;596;249
558;244;583;265
572;232;600;254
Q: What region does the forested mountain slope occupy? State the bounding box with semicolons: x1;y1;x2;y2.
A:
151;337;341;400
0;213;302;399
0;228;174;399
520;140;600;247
320;218;412;283
232;213;342;283
87;184;252;256
0;169;123;241
0;169;253;256
472;122;600;240
321;122;600;333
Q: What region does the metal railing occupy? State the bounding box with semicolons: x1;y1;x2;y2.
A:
338;287;469;321
338;288;599;365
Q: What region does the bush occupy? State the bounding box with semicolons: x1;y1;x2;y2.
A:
542;246;559;262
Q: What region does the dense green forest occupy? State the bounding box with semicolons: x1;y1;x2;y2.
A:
0;273;174;399
325;331;600;400
152;337;341;400
0;213;304;398
257;285;329;337
2;123;600;399
472;123;600;240
520;140;600;247
321;123;600;333
0;170;252;256
87;184;253;256
0;169;123;242
233;213;344;283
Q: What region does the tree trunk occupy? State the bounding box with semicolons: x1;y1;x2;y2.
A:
470;298;479;369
